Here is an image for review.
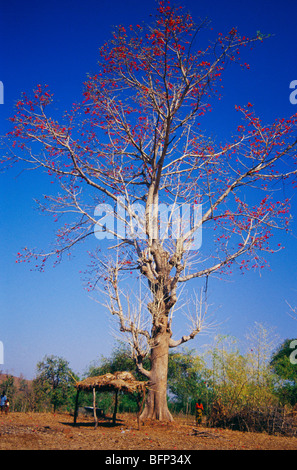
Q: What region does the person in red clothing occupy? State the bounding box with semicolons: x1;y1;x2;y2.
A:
195;399;203;425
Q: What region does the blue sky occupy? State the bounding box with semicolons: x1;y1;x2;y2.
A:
0;0;297;379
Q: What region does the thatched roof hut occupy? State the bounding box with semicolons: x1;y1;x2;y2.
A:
73;371;148;427
76;371;147;394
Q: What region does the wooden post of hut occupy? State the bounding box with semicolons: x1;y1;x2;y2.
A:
73;389;80;425
113;389;119;425
93;387;98;429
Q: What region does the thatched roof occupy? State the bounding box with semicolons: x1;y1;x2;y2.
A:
75;371;147;394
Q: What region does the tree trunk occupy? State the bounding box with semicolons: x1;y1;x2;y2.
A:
140;329;173;421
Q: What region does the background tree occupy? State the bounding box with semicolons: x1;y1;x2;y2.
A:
208;325;278;414
4;1;297;420
245;322;279;407
87;342;148;377
0;374;16;411
208;335;251;412
167;348;209;415
270;338;297;406
33;355;77;412
16;377;35;412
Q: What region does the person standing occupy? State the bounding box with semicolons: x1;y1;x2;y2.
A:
0;392;7;413
195;399;203;425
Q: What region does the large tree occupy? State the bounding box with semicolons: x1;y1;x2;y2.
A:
34;355;76;412
3;1;297;420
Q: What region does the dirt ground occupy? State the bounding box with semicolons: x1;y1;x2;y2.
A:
0;411;297;451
